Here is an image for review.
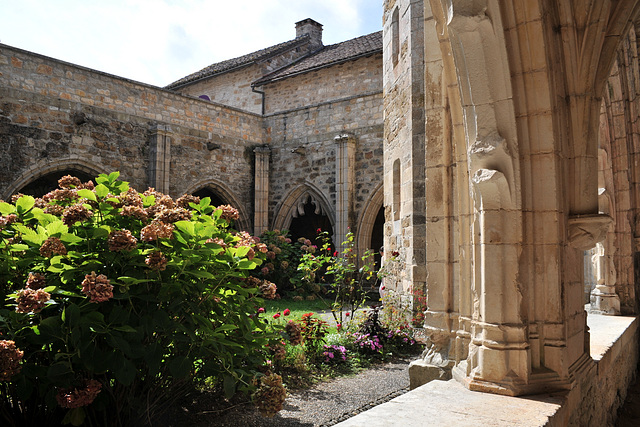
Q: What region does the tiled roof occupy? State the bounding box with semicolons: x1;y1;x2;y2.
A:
253;31;382;86
165;35;310;89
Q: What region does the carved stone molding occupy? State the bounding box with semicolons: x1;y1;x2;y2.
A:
567;214;613;250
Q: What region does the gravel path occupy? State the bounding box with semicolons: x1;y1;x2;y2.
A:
165;356;414;427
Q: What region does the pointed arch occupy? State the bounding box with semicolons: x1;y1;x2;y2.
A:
184;178;250;231
356;183;384;260
272;183;335;234
4;159;108;199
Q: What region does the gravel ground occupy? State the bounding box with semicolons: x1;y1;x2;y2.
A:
163;356;415;427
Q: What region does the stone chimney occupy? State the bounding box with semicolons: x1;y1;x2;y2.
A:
295;18;323;51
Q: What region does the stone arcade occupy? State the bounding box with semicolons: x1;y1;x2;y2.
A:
347;0;640;425
3;2;640;425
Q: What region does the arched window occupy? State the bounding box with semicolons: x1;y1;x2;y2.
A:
391;7;400;66
393;159;401;220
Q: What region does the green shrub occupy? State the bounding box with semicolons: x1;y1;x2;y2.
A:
0;173;281;426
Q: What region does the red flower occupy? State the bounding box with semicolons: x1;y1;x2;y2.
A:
337;323;342;331
333;251;338;257
316;228;322;234
345;312;350;317
381;285;386;290
283;308;291;316
392;251;400;257
273;313;281;319
258;307;265;313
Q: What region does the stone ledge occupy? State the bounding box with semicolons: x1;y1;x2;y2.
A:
335;314;638;427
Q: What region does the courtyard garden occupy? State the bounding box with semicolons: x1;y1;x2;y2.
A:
0;173;423;426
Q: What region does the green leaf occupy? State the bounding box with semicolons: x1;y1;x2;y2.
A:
46;220;68;236
185;270;214;279
174;221;195;236
59;233;84;244
223;375;236;399
63;303;80;327
108;171;120;183
62;407;86;426
112;325;137;333
237;260;257;270
214;324;238;333
0;201;16;215
95;184;109;198
9;244;29;251
114;358;136;386
47;361;74;382
169;356;192;379
15;195;35;213
76;189;97;201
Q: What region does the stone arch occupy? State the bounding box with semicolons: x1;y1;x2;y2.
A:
184;179;250;231
4;159;108;199
356;183;384;264
272;183;335;241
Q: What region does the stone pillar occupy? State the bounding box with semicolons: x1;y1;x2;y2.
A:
149;124;172;193
334;133;356;252
254;146;271;236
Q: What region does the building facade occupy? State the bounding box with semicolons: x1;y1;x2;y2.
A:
0;19;383;253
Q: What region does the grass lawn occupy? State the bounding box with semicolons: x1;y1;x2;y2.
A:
263;296;332;318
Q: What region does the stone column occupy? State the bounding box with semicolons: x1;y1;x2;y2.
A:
334;133;356;252
149;124;172;194
253;146;271;236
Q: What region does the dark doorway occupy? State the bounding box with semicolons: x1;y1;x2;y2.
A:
371;205;384;270
192;188;226;207
288;198;334;249
18;170;94;198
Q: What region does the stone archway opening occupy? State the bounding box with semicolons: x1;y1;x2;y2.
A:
17;169;94;198
288;197;334;250
192;187;227;208
371;205;384;270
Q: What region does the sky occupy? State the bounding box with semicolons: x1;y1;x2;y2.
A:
0;0;383;88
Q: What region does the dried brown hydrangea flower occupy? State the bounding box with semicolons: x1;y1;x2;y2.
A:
81;272;113;303
140;221;174;242
0;340;24;381
0;214;18;229
259;280;277;300
62;203;93;226
15;288;50;313
26;272;46;290
176;194;200;209
108;229;138;252
56;379;102;408
43;188;79;204
205;237;228;249
58;175;82;189
117;188;143;208
252;373;287;417
145;251;167;271
285;321;303;345
217;204;239;222
155;207;191;223
40;237;67;257
120;205;149;221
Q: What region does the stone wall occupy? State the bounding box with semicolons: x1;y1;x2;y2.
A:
262;54;383;114
0;44;263;229
264;90;383;238
177;64;265;114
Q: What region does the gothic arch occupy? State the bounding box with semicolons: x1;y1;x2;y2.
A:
356;183;384;259
184;178;250;231
4;159;108;199
272;183;335;235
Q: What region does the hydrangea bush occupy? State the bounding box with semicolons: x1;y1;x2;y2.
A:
0;173;284;426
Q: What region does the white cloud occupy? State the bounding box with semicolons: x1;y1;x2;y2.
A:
0;0;382;86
